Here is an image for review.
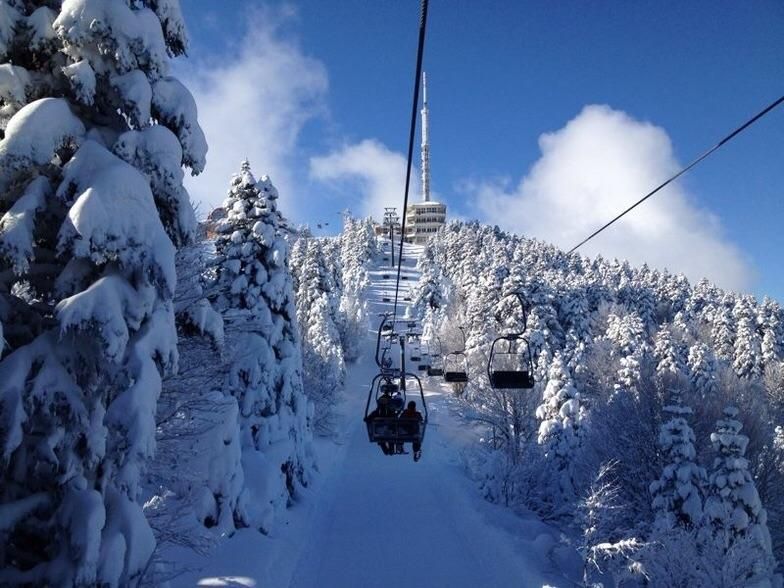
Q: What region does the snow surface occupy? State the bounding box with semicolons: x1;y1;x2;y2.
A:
171;241;579;587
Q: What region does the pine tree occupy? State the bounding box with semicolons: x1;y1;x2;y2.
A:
614;354;641;397
688;342;718;400
0;3;204;584
654;324;684;380
211;161;313;533
733;299;763;380
293;238;345;434
704;407;773;555
712;298;736;362
535;353;584;494
759;297;782;367
335;216;373;361
650;394;706;531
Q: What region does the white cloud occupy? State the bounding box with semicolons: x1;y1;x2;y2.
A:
181;7;327;216
309;139;421;218
471;104;753;291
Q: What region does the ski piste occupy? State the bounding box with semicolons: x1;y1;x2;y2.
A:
178;241;579;587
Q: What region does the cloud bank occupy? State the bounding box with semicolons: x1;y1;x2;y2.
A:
181;8;328;216
472;105;753;291
310;139;421;218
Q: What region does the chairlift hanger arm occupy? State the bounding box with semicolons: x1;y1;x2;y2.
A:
375;314;395;367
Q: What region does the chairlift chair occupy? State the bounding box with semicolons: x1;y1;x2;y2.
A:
364;373;428;446
443;351;469;383
487;334;534;389
426;339;444;376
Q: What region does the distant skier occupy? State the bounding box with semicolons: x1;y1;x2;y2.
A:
401;401;424;461
365;391;394;455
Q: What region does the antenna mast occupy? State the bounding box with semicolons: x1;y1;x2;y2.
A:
420;71;431;202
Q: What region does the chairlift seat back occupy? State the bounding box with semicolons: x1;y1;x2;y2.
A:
444;371;468;383
427;367;444;377
490;370;534;389
366;418;425;444
380;382;399;395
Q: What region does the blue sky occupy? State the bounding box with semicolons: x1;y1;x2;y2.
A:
180;1;784;300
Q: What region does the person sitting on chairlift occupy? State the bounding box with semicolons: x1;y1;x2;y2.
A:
401;401;423;462
364;392;394;455
388;392;407;454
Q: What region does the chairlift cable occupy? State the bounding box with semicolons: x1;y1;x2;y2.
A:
391;0;429;324
568;93;784;254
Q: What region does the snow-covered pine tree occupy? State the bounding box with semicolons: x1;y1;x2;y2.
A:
210;161;313;534
704;408;774;561
688;342;719;400
535;353;584;495
0;3;205;585
759;297;783;368
733;299;763;380
712;297;736;363
335;216;373;362
650;394;706;531
654;324;684;381
293;238;345;434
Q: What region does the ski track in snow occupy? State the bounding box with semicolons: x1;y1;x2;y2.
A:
185;241;577;588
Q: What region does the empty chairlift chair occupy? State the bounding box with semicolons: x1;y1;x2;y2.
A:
426;339;445;376
487;334;534;389
417;345;431;371
409;341;422;363
443;351;469;383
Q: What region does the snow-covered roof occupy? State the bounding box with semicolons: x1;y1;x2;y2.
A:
408;201;445;207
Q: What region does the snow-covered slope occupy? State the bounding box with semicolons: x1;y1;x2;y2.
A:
178;240;579;587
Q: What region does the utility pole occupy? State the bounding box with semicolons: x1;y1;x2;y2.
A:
383;207;400;268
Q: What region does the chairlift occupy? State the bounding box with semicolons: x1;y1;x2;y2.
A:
426;339;444;376
443;351;469;383
487;335;534;389
417;351;431;372
364;373;428;447
383;274;391;279
486;291;534;390
382;297;391;302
